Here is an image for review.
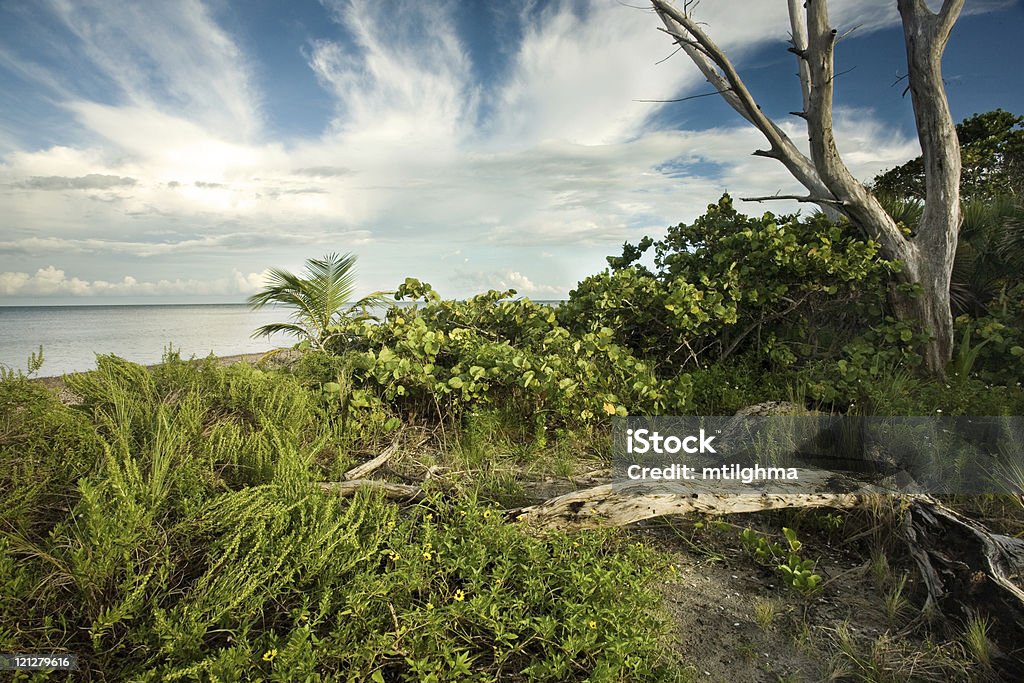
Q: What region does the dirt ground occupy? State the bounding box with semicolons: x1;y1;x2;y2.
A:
630;513;981;682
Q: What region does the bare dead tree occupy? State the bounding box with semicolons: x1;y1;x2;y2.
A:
650;0;963;375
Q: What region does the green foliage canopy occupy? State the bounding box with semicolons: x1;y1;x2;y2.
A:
872;109;1024;201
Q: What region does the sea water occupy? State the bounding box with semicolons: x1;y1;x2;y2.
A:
0;304;291;376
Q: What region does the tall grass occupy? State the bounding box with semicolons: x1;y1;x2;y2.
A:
1;354;682;681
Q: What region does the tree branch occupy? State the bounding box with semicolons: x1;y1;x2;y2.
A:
633;88;732;104
650;0;840;216
787;0;812;114
936;0;965;41
318;479;424;501
897;0;963;254
802;0;911;258
740;193;847;206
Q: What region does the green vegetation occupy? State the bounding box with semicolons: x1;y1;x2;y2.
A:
248;252;386;350
739;527;821;595
5;110;1024;680
1;355;680;681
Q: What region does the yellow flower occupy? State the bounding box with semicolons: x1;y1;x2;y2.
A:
426;602;434;610
588;620;597;630
602;402;616;415
483;509;492;519
453;590;465;602
422;551;432;561
262;649;278;662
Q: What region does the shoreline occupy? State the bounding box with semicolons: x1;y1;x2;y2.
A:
29;350;296;395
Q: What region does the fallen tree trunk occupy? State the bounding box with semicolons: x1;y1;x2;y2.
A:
319;455;1024;669
318;479;424;500
507;469;889;530
508;477;1024;672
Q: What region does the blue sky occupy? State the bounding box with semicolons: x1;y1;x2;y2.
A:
1;0;1021;304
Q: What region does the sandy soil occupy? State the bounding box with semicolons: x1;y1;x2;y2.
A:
632;515;930;682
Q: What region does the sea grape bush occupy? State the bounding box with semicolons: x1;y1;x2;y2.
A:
556;195;974;408
318;279;693;426
285;193;1024;420
740;527;822;595
955;283;1024;385
561;195;902;376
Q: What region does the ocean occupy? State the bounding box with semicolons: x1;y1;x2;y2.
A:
0;304;294;377
0;299;565;377
0;296;569;376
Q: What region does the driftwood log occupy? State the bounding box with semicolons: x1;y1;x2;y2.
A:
343;440;401;481
318;479;424;501
508;477;1024;673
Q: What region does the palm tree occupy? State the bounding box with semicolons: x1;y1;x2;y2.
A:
878;194;1024;317
248;252;385;350
951;197;1024;316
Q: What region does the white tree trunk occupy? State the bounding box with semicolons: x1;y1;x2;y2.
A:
650;0;963;374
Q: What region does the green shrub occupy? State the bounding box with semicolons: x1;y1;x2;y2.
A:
561;194;897;376
319;280;692;426
0;360;684;681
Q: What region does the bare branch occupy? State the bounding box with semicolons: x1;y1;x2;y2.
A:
656;26;715;60
633;88;731;104
650;0;839;214
803;0;910;255
897;0;963;254
741;193;847;206
318;479;424;501
787;0;812;114
936;0;966;41
654;45;682;65
836;23;863;43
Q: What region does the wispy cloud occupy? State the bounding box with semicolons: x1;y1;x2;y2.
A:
0;265;267;297
0;0;1009;301
46;0;262;140
10;174;136;190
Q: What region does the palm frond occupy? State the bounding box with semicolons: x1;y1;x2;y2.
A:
876;194;923;229
997;211;1024;263
247;253;365;348
251;322;310;340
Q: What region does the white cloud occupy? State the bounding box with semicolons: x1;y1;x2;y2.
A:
0;0;1004;302
46;0;261;140
0;265;268;297
311;0;477;150
452;268;566;297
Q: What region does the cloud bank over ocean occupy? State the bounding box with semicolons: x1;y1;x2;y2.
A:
1;0;1020;303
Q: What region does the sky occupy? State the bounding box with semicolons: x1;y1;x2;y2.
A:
1;0;1022;305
